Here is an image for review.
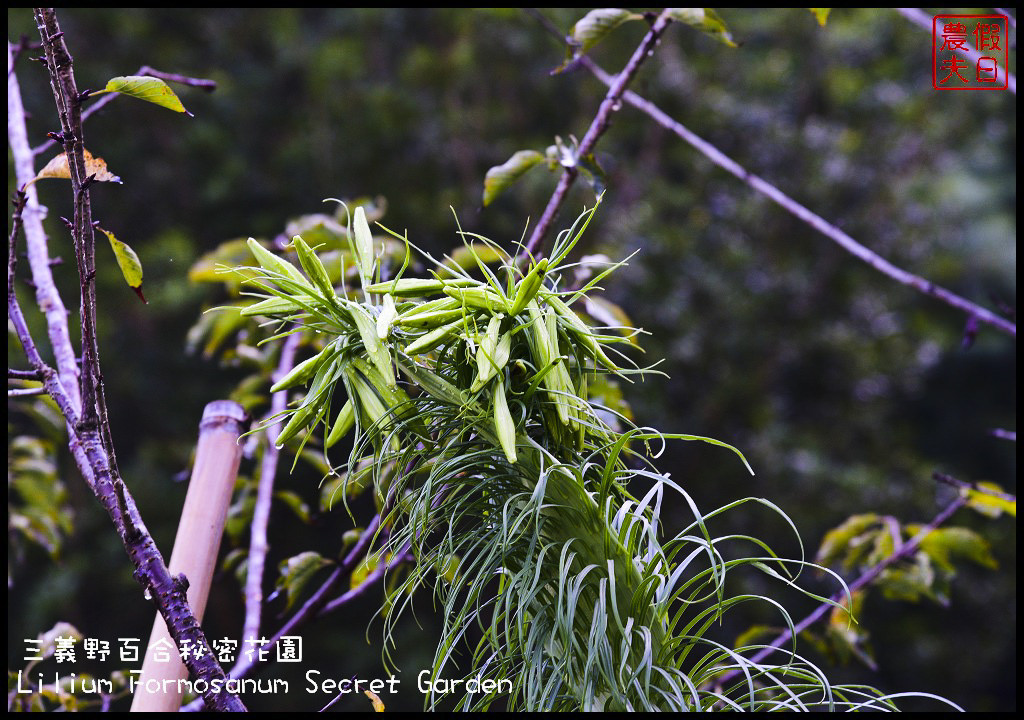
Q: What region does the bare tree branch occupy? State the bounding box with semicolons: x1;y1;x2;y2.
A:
570;55;1016;338
8;368;42;380
522;10;675;259
8;386;47;397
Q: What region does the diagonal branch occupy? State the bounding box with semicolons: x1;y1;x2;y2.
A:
522;9;675;259
9;201;245;711
710;488;968;690
181;514;388;712
898;8;1016;95
17;8;245;711
571;54;1016;338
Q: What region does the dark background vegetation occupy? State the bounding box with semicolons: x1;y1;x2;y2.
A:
8;8;1015;711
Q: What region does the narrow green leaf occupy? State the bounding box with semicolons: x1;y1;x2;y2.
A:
99;75;191;115
97;227;146;303
571;8;643;55
353;206;376;293
483;150;545;206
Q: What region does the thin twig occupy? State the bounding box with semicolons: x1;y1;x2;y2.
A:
31;64;216;156
522;9;675;258
711;492;968;689
138;64;217;91
8;386;47;397
934;471;1016;504
318;543;410;616
7;35;39;75
898;8;1016;94
241;332;302;649
8;368;42;380
317;554;390;616
570;54;1016;338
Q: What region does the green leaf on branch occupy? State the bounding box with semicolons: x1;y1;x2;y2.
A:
877;552;936;603
98;75;192;115
8;436;72;560
483;150;546;206
274;490;311;524
816;513;880;567
666;8;738;47
97;227;146;303
276;551;332;611
570;8;643;55
350;551;382;589
914;526;999;574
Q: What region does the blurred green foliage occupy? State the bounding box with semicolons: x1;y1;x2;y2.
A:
7;8;1014;711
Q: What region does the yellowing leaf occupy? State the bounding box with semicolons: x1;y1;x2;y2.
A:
98;227;146;303
350;552;382;590
816;513;879;567
918;526;999;573
26;149;122;189
99;75;191;115
964;481;1016;518
364;690;386;712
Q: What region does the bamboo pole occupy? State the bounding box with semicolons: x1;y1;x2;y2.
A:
130;400;247;712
